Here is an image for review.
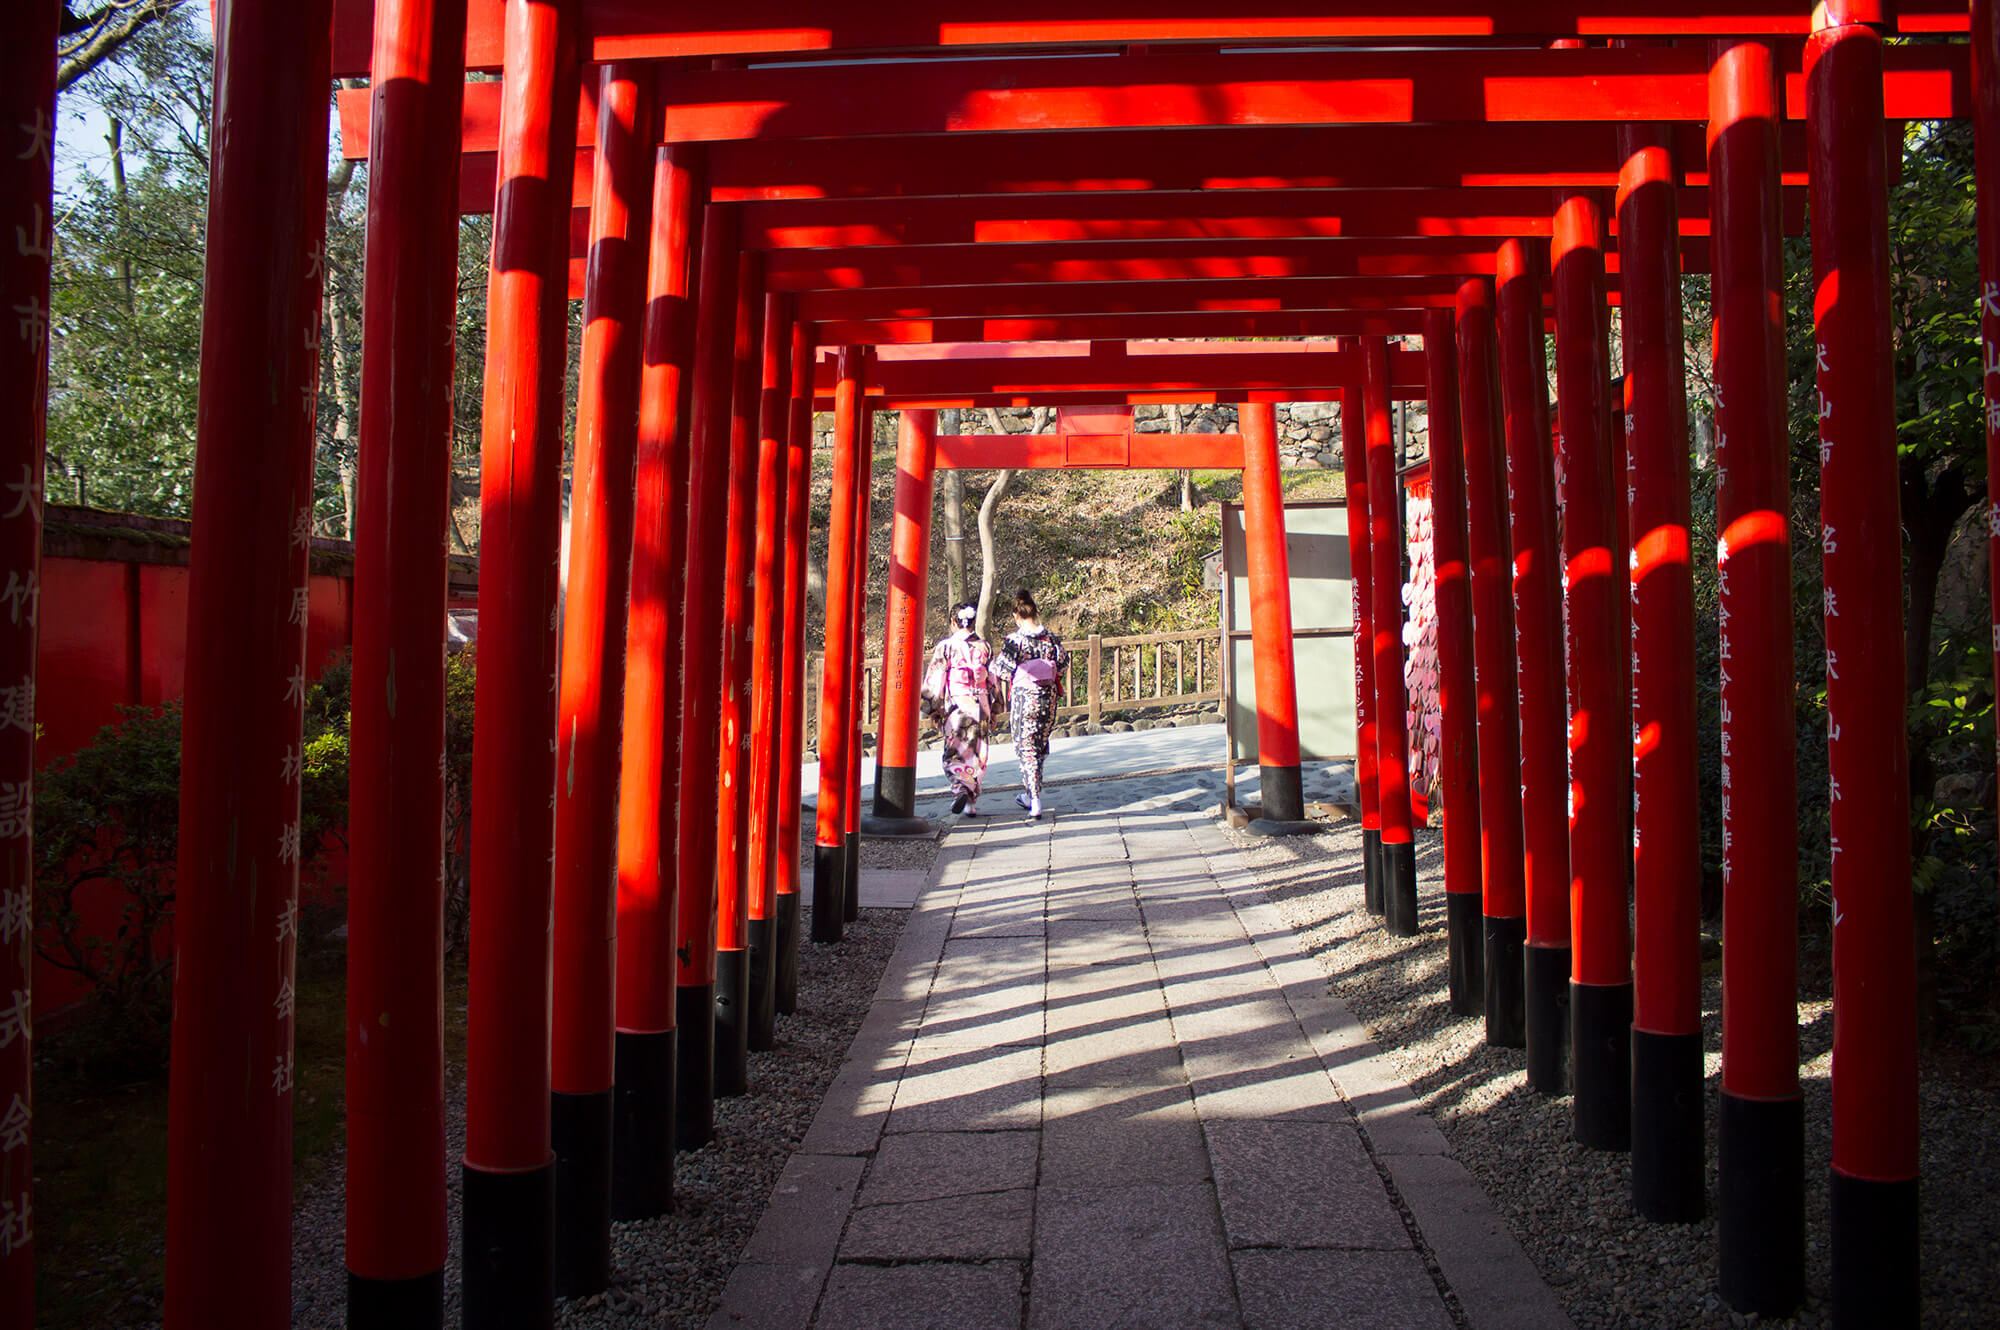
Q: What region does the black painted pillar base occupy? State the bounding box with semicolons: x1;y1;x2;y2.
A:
1362;828;1384;916
1631;1028;1703;1223
1483;915;1526;1047
347;1268;443;1330
551;1089;612;1298
1445;892;1483;1016
611;1029;675;1220
775;890;802;1014
873;763;916;820
1383;839;1418;937
811;841;845;944
1524;943;1571;1094
1830;1170;1918;1329
1259;763;1305;823
1718;1091;1804;1318
747;914;777;1052
675;983;716;1150
1570;981;1632;1151
843;830;860;923
714;947;750;1097
462;1158;555;1330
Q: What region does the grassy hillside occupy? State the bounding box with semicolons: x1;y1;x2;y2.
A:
801;426;1353;671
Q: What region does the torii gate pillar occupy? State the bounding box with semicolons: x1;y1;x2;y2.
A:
1238;403;1307;825
870;409;939;830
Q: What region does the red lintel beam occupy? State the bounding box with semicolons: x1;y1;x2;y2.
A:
336;47;1959;160
794;276;1591;325
328;0;1969;76
736;188;1806;248
853;387;1429;410
400;119;1678;190
436;128;1811;214
695;122;1810;201
812;310;1423;345
934;432;1243;470
652;45;1965;142
810;342;1427;397
540;189;1808;264
763;235;1719;290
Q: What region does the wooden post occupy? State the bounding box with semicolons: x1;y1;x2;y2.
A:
1088;635;1102;723
164;1;335;1323
0;5;58;1325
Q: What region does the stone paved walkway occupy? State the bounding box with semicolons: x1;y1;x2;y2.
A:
710;810;1569;1330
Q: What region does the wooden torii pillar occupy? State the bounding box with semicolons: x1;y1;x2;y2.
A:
0;5;57;1326
870;409;940;830
162;3;337;1327
610;143;701;1224
459;1;580;1321
1238;403;1307;825
344;0;466;1321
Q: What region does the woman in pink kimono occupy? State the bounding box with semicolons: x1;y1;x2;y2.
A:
922;601;995;814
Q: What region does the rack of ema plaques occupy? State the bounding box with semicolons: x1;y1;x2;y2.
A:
1217;497;1356;816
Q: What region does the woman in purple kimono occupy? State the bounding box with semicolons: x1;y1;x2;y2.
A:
989;587;1069;820
922;601;995;814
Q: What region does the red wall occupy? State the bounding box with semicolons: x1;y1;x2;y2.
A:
32;508;477;1020
37;558;355;766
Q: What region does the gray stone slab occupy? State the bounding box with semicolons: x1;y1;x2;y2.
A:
814;1261;1024;1330
1029;1185;1239;1330
1184;1056;1351;1124
851;996;926;1050
839;1187;1036;1261
744;1153;868;1266
1143;900;1250;940
705;1260;824;1330
1383;1153;1577;1330
1205;1120;1408;1251
1043;973;1167;1036
886;1043;1043;1133
1282;994;1450;1157
860;867;927;908
952;909;1049;939
1039;1092;1212;1188
801;1040;911;1156
1043;1016;1183;1089
1046;921;1152;967
1231;1248;1454;1330
1045;896;1144;926
1148;938;1270;989
860;1129;1040;1207
1168;992;1310;1046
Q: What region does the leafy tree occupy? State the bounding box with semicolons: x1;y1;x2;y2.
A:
57;0;191;93
44;9;211;516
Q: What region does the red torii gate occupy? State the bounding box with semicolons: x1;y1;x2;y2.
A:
2;4;1991;1329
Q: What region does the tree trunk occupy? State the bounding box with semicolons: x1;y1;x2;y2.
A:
975;469;1015;639
1169;404;1198;509
1899;459;1973;695
324;272;359;538
940;408;965;605
322;139;363;537
107;116;133;309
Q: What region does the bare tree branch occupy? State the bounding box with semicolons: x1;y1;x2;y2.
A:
57;0;188;93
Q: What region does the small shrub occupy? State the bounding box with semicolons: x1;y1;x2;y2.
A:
33;660;362;1081
33;703;183;1080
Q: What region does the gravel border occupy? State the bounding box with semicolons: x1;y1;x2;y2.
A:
285;836;926;1329
1223;818;2000;1329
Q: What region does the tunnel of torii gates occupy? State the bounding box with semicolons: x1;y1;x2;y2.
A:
7;1;2000;1327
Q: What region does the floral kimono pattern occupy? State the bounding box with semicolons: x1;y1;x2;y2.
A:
922;630;994;805
990;625;1070;803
